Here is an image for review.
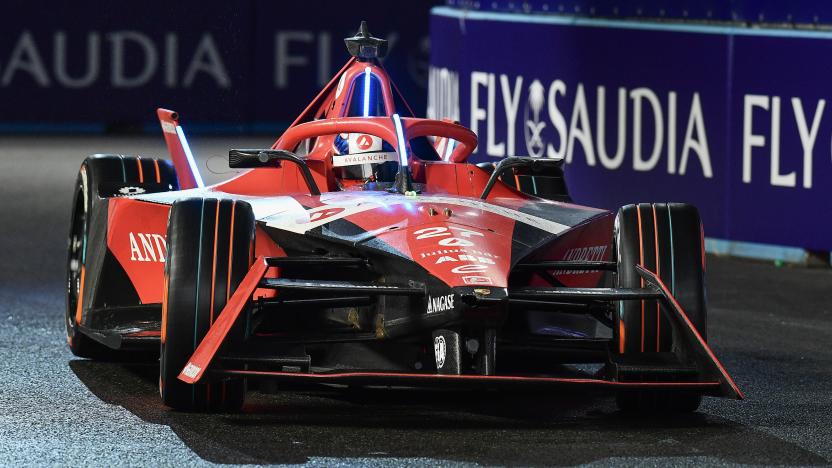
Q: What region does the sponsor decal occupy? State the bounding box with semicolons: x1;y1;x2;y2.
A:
435;254;494;265
348;133;382;153
557;245;608;274
413;225;485;248
356;134;374;151
300;206;345;224
129;232;167;262
414;225;482;240
332;152;398;167
415;227;499;281
413;225;505;285
118;186;146;195
463;275;493;285
426;293;454;314
182;362;201;379
420;248;498;260
434;335;446;369
161;121;177;135
450;264;487;274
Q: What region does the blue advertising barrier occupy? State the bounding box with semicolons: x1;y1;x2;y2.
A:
429;7;832;252
0;0;435;131
444;0;832;25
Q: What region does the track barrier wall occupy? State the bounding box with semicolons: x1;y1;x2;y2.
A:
428;6;832;255
0;1;436;132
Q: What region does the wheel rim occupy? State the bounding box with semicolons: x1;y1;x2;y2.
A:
66;178;87;333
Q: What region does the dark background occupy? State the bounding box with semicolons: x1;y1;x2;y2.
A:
0;1;437;131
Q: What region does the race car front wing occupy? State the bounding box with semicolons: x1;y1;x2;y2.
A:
176;256;743;400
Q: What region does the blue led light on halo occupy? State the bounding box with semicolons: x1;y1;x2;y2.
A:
392;113;408;167
175;126;204;188
363;66;372;117
444;138;456;161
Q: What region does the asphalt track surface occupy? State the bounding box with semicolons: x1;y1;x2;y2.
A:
1;135;831;466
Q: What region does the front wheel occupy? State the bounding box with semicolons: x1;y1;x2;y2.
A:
66;155;179;359
613;203;707;413
160;198;254;412
66;166;109;358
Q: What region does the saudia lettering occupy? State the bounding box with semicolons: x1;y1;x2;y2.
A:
429;66;827;189
0;30;360;91
426;294;454;314
0;31;230;89
474;72;713;177
129;232;167;262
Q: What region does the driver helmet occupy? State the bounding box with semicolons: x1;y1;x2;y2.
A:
332;133;398;182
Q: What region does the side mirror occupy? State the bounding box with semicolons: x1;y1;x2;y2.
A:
227;149;321;195
228;149;296;168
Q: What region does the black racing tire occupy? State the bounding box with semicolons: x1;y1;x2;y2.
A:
613;203;707;413
160;198;254;412
66;154;178;359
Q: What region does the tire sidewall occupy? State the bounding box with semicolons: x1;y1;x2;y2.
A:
65;166;90;345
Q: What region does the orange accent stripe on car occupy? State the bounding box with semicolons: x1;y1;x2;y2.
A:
652;204;661;352
153;158;161;183
210;202;220;324
136;156;144;183
618;320;625;354
227;201;236;301
514;173;521;190
74;266;86;324
636;205;644;353
161;272;169;344
123;330;161;338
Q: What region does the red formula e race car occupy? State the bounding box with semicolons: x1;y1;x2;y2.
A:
65;23;742;412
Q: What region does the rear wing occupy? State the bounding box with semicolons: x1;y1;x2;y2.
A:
156;108;204;190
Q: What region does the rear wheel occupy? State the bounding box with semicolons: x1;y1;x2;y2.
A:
160;198;254;412
613;203;707;413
